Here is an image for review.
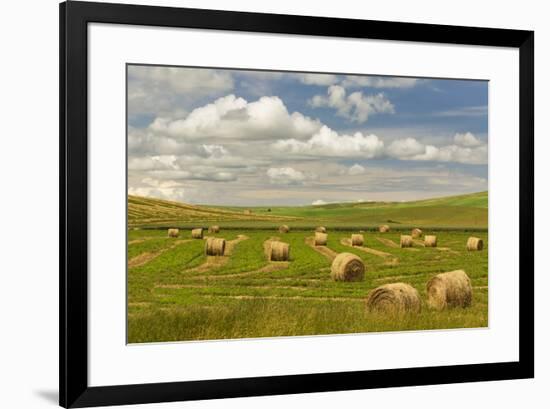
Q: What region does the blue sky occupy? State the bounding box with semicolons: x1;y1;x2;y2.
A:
127;65;488;206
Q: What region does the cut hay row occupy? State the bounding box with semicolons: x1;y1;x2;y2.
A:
340;238;393;258
412;239;426;247
128;239;145;245
128;239;191;268
376;237;399;248
304;236;338;261
155;284;317;292
223;234;249;256
330;253;365;282
185;235;249;274
365;283;422;314
189;262;289;281
426;269;472;310
192;294;361;302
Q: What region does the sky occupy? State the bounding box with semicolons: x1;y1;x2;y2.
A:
127;65;488;206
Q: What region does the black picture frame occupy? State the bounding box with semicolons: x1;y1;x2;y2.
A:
60;1;534;407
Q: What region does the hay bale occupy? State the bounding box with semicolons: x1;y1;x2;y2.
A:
365;283;421;314
331;253;365;282
411;228;423;238
315;226;327;233
379;225;390;233
279;225;290;233
351;234;364;246
205;237;225;256
314;232;328;246
426;269;473;310
167;228;179;238
244;209;252;215
424;235;437;247
191;228;203;239
400;235;413;248
269;241;290;261
466;237;483;251
208;225;220;233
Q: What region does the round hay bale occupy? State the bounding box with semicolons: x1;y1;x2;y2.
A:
379;225;390;233
466;237;483;251
331;253;365;282
205;237;226;256
351;234;364;247
426;269;473;310
400;235;413;248
270;241;290;261
424;235;437;247
244;209;252;215
208;225;220;233
315;226;327;233
279;225;290;233
314;232;328;246
191;228;203;239
167;228;179;238
365;283;421;314
411;228;423;238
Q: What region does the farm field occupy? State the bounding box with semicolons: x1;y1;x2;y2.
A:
127;192;488;343
128;191;488;230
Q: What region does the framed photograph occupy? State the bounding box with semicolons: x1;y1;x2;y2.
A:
60;1;534;407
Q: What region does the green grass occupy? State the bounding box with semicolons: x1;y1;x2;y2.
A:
128;191;488;229
128;228;488;343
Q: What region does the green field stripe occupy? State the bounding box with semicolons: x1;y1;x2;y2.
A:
128;191;488;229
127;237;179;260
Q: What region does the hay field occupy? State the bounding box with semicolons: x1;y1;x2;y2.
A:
127;192;488;343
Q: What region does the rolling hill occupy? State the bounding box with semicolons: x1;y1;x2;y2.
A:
128;191;488;229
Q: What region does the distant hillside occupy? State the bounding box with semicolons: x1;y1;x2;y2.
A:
128;191;488;229
128;195;296;227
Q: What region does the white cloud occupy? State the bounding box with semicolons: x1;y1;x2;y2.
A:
129;66;234;95
347;164;366;175
341;76;419;89
298;74;339;86
411;144;488;165
149;94;322;141
453;132;483;147
266;167;316;185
386;136;487;165
312;199;327;206
128;155;177;171
386;138;426;158
272;126;385;158
309;85;394;123
128;66;234;116
128;177;186;201
148;169;239;182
